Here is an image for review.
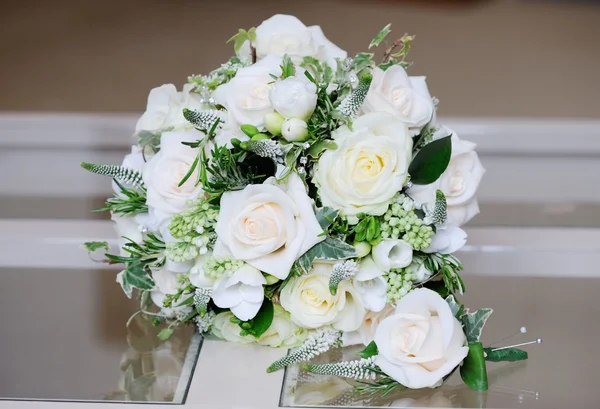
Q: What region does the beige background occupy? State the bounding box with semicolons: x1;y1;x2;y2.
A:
0;0;599;118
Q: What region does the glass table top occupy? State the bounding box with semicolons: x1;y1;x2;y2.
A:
0;267;202;404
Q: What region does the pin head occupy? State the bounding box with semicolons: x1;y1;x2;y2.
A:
520;326;527;334
536;338;543;344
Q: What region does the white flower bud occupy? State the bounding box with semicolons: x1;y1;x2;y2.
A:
269;76;317;120
264;112;285;136
281;118;309;142
352;241;372;258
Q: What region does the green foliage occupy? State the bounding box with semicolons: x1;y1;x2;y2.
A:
276;145;301;180
408;135;452;185
232;299;274;338
83;241;110;252
422;253;465;294
369;23;392;49
445;295;464;318
188;56;248;92
157;328;174;340
115;260;155;299
280;54;296;79
353;215;381;244
336;73;373;118
351;53;376;75
460;342;488;391
462;308;494;343
483;347;528;362
297;237;357;274
95;181;148;215
354;367;406;397
358;341;379;359
227;27;256;54
138;130;163;155
379;33;416;71
307;139;337;159
315;206;340;230
81;162;144;189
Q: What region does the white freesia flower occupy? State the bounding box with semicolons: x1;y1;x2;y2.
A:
212;264;267;321
212;55;281;129
135;83;205;134
112;146;146;195
342;304;395;347
423;226;467;254
254;14;346;66
270;76;317;120
313;112;412;222
354;256;388;312
363;66;434;135
256;304;308;348
142;129;205;229
188;252;216;288
111;213;143;257
374;288;468;389
372;239;413;272
211;311;255;344
280;262;366;331
150;268;192;318
214;173;324;280
281;118;309;142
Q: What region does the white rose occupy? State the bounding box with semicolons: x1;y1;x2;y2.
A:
374;288;468;389
281;118;309;142
212;264;266;321
372;239;413;272
423;226;467;255
256;304;308;348
111;213;143;257
280;262;366;331
212;55;281;129
112;145;146;195
354;256;388;312
254;14;346;66
447;198;480;226
342;304;395;347
150;268;192;318
269;76;317;120
214;173;324;280
142;129;205;228
313;112;412;222
211;311;255;344
363;66;434;135
135;83;205;134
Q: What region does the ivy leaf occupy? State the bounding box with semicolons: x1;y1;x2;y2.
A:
116;260;155;298
357;341;379;359
445;295;464;318
408;135;452;185
116;270;133;299
227;28;255;54
298;237;357;273
352;52;375;73
276;146;301;180
82;241;110;252
462;308;493;343
315;207;340;230
157;328;174;340
460;342;488;391
369;23;392;49
483;347;528;362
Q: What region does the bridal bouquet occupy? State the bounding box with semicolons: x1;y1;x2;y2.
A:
83;14;527;396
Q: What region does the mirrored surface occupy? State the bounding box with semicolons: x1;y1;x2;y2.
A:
281;273;600;408
0;267;202;403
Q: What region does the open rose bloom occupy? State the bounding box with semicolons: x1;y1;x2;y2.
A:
83;14;528;398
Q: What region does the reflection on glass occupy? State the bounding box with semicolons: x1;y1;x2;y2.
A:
0;267;202;403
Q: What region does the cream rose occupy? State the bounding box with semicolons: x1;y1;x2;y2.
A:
254;14;346;66
256;304;308;348
342;304;395;347
363;65;434;135
212;55;281;129
142;129;205;228
269;76;317;120
280;262;366;331
313;112;412;222
135;83;205;134
374;288;468;389
212;264;267;321
211;311;255;344
214;173;324;280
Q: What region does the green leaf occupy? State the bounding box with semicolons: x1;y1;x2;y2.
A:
423;279;450;298
157;328;174;340
227;28;254;54
462;308;493;343
316;207;340;230
483;347;528;362
298;237;357;273
369;23;392;49
82;241;110;252
307;140;337;158
245;298;274;338
408;135;452;185
460;342;488;391
247;27;257;43
277;147;302;180
176;296;195;307
280;54;296;79
445;295;463;318
117;261;155;297
357;341;379;359
116;270;133;299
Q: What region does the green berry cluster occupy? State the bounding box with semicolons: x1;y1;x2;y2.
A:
165;241;201;263
166;201;219;262
383;268;417;305
381;203;433;250
202;257;244;280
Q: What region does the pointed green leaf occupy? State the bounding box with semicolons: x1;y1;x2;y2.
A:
116;270;133;299
445;295;463;318
369;24;392;49
298;237;357;273
157;328;174;340
460;342;488;391
315;207;340;230
82;241;110;252
408;135;452;185
483;347;528;362
307;140;337;158
462;308;493;343
245;298;274;338
357;341;378;359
